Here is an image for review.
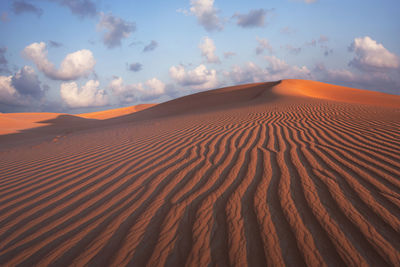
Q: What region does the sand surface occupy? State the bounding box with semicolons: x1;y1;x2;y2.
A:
0;79;399;266
0;104;156;135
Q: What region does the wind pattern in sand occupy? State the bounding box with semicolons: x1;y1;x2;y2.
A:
0;80;399;266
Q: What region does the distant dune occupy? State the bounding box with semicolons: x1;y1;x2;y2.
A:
0;79;399;266
78;103;157;120
0;104;156;135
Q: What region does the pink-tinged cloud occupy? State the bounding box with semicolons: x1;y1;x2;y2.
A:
23;42;95;81
349;36;399;70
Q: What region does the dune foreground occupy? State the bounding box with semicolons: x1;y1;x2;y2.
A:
0;79;399;266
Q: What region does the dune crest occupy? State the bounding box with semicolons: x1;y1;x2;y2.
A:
274;79;400;107
0;80;399;266
78;104;157;120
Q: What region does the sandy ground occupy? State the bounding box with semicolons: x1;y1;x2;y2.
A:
0;79;399;266
0;104;157;135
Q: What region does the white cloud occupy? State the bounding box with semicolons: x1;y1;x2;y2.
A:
199;37;220;63
224;62;267;84
256;37;273;55
109;77;166;102
140;78;166;100
23;42;95;81
109;76;136;103
189;0;223;31
169;64;218;90
0;66;45;107
12;65;44;98
265;56;311;79
349;36;399;70
314;63;400;94
0;75;20;105
60;80;108;108
233;9;271;28
98;13;136;48
225;57;311;84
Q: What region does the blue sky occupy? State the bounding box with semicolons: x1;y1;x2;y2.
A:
0;0;399;113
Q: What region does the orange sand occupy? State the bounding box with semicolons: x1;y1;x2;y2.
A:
78;104;157;120
0;79;399;266
0;104;156;135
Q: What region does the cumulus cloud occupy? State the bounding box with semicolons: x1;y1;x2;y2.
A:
12;1;43;17
199;36;220;63
109;76;136;103
265;56;311;78
189;0;223;31
225;57;311;84
313;63;356;84
233;9;271;28
314;63;400;94
139;78;166;100
0;66;45;107
256;37;273;55
23;42;96;81
224;62;267;84
0;75;20;106
52;0;97;18
128;62;143;72
98;13;136;48
109;76;165;102
143;40;158;52
169;64;218;90
60;80;108;108
349;36;399;71
11;66;44;98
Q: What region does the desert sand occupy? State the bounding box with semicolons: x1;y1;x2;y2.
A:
0;103;157;135
0;79;399;266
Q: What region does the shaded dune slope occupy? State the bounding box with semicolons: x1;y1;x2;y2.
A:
0;79;399;266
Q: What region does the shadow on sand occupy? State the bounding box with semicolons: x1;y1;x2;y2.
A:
0;81;281;148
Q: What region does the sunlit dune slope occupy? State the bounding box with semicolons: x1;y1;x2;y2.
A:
274;79;400;107
79;103;157;120
0;79;399;266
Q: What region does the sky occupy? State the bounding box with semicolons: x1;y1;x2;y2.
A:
0;0;399;113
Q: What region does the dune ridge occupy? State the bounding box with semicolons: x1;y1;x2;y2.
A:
0;79;399;266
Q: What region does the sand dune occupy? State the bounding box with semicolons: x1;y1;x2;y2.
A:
78;104;157;120
0;79;399;266
0;104;156;135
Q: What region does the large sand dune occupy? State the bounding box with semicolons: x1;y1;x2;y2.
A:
0;79;399;266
